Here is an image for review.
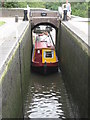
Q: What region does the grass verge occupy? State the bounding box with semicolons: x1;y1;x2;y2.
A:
0;21;5;26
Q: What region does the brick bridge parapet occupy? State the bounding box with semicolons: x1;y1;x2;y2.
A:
30;9;61;29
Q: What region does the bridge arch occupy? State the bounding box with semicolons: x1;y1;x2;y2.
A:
30;9;60;30
31;22;58;48
31;22;58;31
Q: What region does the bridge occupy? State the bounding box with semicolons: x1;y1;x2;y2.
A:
0;8;89;119
29;9;60;29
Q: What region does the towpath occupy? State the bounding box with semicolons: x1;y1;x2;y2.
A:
62;16;89;47
0;17;29;72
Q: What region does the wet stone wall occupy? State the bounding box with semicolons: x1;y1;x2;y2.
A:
57;23;89;118
0;23;31;118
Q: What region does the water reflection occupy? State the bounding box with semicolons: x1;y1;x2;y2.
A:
24;71;73;118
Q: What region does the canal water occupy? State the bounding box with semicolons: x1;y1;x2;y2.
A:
24;70;74;119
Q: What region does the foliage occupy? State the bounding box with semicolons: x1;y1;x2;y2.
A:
71;2;88;18
45;2;62;10
4;2;18;8
88;1;90;17
16;2;45;8
28;2;45;8
17;2;27;8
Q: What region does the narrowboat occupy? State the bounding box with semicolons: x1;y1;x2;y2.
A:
31;31;58;74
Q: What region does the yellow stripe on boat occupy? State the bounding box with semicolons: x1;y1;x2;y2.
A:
42;49;56;63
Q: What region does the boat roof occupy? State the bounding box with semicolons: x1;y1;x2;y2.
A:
34;34;55;49
35;41;54;49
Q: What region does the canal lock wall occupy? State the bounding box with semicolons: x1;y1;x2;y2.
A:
0;22;31;118
57;22;89;118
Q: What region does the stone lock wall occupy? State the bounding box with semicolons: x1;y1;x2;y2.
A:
58;23;89;118
0;23;31;118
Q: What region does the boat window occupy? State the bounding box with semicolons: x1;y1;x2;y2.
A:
44;51;54;58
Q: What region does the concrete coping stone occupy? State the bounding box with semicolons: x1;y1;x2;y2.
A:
62;19;89;47
0;18;29;82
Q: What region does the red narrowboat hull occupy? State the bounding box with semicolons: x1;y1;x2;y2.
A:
31;61;58;74
32;61;58;67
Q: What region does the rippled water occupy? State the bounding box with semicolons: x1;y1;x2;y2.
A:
24;71;73;118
